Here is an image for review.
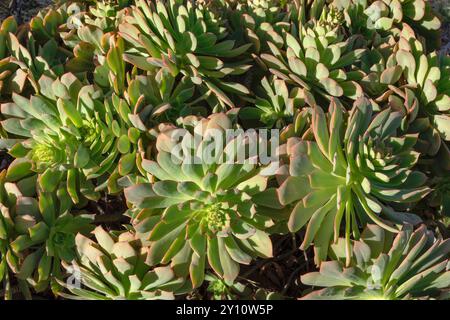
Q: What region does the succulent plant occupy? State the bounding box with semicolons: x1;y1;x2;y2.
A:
58;226;185;300
227;0;293;55
395;36;450;160
279;106;314;144
0;17;18;59
3;178;94;293
238;76;316;138
121;69;209;126
11;188;93;292
0;73;146;202
96;62;207;133
11;6;86;81
356;29;450;170
118;0;252;109
363;0;441;51
0;0;448;302
0;17;24;97
239;77;296;129
125;113;286;287
357;31;423;128
377;86;450;168
205;273;251;300
85;0;130;31
338;0;379;40
301;224;450;300
0;170;31;299
60;3;125;79
357;33;404;97
205;272;283;300
0;15;70;99
261;12;366;101
29;4;74;44
278;97;430;265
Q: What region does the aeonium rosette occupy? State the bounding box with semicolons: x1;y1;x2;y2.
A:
277;97;431;265
0;73;146;204
124;113;288;288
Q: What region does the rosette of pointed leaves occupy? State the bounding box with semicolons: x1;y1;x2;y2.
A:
119;68;209;127
206;273;251;300
26;5;91;77
279;107;314;144
363;0;441;50
372;84;450;172
338;0;379;40
355;29;450;169
58;1;96;46
0;16;68;99
205;272;283;300
118;0;252;109
316;3;346;30
0;170;31;300
60;3;124;77
239;77;296;129
29;6;72;45
96;61;206;144
8;184;93;293
301;224;450;300
278;97;430;265
394;36;450;162
372;86;419;133
357;31;420;127
261;13;365;101
0;17;24;98
58;226;185;300
60;0;127;37
125;113;285;287
1;73;144;202
274;87;316;143
90;34;203;118
227;0;293;54
67;1;133;80
86;0;130;31
239;76;315;135
10;29;70;88
358;34;404;98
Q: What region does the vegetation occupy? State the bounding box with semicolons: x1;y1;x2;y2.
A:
0;0;448;300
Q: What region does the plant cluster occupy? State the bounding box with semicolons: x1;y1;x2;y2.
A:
0;0;448;300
